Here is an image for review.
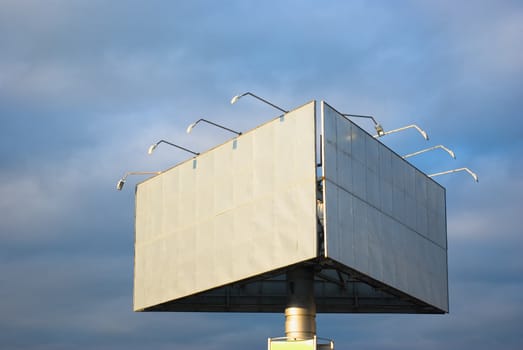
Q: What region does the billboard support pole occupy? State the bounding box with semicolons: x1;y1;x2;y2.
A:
285;267;316;340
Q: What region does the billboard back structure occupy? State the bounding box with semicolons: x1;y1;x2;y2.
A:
321;102;448;312
133;100;448;314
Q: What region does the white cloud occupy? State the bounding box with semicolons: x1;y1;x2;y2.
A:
445;152;523;239
0;173;69;241
0;101;239;244
417;0;523;81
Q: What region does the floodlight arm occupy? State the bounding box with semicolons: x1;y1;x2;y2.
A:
428;167;479;182
403;145;456;159
342;113;380;126
148;140;200;156
374;124;429;140
342;113;384;136
230;92;288;113
187;118;241;135
116;171;161;191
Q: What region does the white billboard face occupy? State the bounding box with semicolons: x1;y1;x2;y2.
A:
134;101;318;311
321;101;448;312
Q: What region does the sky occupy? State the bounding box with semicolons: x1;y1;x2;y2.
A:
0;0;522;349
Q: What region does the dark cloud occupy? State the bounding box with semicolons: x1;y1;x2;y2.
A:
1;0;522;349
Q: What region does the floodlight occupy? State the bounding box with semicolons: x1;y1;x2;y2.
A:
342;113;385;136
230;92;288;113
147;140;199;156
186;122;197;134
230;94;241;105
403;145;456;159
147;143;158;155
429;167;479;182
374;124;429;140
116;179;125;191
186;118;241;135
116;171;161;191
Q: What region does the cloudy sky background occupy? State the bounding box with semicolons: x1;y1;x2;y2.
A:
1;0;522;349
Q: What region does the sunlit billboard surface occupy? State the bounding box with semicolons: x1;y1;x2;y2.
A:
134;102;318;311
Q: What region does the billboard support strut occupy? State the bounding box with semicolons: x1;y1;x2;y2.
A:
285;267;316;340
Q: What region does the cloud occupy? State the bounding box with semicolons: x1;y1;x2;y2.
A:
446;157;523;238
417;0;523;78
0;1;522;349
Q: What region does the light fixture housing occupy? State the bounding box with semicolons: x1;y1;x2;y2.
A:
186;118;241;136
116;171;161;191
116;179;125;191
186;122;197;134
230;94;241;105
147;143;158;155
375;123;385;136
230;92;288;113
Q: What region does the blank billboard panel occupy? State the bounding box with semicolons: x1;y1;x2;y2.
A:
134;101;318;311
321;101;448;312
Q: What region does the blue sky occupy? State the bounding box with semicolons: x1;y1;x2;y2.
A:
1;0;522;349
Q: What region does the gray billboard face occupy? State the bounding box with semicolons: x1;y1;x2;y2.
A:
134;101;318;311
321;101;448;312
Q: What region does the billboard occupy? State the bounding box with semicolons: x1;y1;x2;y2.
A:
134;101;318;311
133;99;448;314
321;101;448;312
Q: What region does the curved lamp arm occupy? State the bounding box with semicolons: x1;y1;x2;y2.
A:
403;145;455;159
374;124;429;140
428;167;479;182
186;118;241;135
342;113;385;136
147;140;199;156
230;92;288;113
